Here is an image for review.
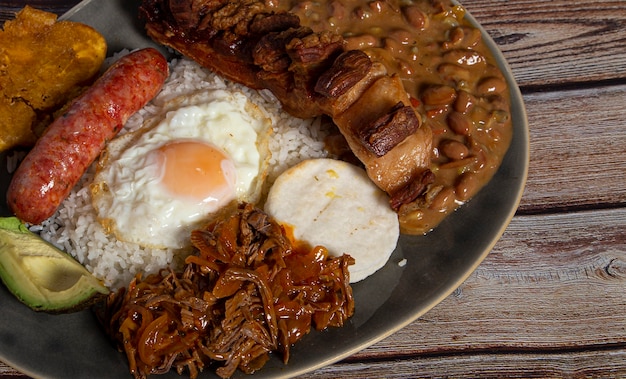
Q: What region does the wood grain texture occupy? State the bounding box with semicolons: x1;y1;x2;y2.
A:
463;0;626;87
301;349;626;379
359;208;626;353
518;84;626;213
292;209;626;377
1;0;625;378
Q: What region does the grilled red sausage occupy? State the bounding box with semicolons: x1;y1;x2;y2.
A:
7;47;169;224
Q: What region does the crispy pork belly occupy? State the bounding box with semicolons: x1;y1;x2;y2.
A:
139;0;433;209
332;70;432;198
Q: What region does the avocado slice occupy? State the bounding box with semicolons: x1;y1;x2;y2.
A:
0;217;109;313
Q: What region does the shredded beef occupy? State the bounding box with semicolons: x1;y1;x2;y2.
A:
98;203;354;379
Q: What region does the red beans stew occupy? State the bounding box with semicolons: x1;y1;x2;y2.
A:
271;0;513;234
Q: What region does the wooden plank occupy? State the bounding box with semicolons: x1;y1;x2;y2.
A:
6;347;624;379
464;0;626;87
297;207;626;377
352;208;626;355
517;84;626;213
0;364;22;378
0;1;624;379
301;348;626;378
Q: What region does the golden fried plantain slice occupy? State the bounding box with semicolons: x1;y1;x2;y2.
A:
0;6;107;152
0;97;37;150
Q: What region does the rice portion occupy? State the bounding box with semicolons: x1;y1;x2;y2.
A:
34;57;333;290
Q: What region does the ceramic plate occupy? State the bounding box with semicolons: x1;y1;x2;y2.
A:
0;0;529;377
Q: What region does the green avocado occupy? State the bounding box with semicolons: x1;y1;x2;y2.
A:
0;217;109;313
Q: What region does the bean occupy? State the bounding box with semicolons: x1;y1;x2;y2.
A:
469;145;487;170
311;13;321;23
476;76;507;96
389;29;413;45
422;85;457;106
467;106;489;129
402;5;429;30
453;91;475;113
329;0;346;20
384;37;404;55
489;95;509;112
290;0;313;12
438;62;470;82
398;59;413;76
353;6;371;20
447;111;473;135
345;34;378;50
442;27;464;49
368;0;386;13
440;139;469;160
443;49;486;68
429;186;456;211
462;27;482;48
455;172;480;201
439;156;477;170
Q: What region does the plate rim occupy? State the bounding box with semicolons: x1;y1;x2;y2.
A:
0;0;529;377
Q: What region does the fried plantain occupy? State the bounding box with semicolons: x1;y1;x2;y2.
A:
0;6;107;152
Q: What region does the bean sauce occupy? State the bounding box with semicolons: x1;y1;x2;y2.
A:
272;0;513;234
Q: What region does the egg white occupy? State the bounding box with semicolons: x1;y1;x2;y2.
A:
91;89;272;250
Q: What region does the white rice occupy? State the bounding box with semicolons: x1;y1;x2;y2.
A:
33;57;334;290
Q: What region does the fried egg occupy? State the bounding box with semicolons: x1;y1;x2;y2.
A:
91;89;271;249
264;158;399;282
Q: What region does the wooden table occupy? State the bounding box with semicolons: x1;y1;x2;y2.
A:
1;0;625;377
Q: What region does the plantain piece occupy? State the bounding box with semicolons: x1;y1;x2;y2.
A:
0;217;110;314
0;6;107;152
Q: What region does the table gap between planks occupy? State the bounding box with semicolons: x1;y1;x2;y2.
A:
1;0;625;378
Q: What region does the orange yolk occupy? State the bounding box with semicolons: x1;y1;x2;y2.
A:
154;141;236;203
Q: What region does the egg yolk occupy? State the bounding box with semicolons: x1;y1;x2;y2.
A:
154;141;236;204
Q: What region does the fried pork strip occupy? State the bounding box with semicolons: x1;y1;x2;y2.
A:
139;0;434;208
99;204;354;379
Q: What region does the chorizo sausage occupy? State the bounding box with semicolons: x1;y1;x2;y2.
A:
7;47;169;224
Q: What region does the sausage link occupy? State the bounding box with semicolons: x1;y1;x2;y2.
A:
7;48;169;224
